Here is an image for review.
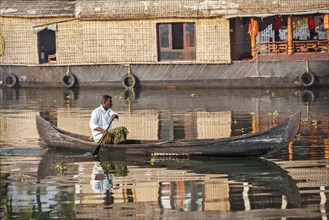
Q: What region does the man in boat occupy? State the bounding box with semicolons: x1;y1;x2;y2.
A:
90;95;128;144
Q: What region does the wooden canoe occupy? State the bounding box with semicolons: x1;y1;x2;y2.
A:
36;111;301;157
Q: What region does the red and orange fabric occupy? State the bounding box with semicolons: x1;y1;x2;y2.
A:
308;16;316;31
248;18;259;37
324;14;329;30
272;16;282;30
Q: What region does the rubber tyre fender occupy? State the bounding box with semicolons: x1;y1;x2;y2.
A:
300;71;315;87
61;74;76;88
123;88;136;101
301;90;315;104
122;74;136;89
5;73;18;88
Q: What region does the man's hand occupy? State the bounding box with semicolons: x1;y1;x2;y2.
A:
95;127;108;135
111;114;119;120
100;129;107;135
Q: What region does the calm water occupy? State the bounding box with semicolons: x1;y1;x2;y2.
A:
0;87;328;219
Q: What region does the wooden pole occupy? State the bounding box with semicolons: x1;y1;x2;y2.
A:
287;15;294;54
251;35;257;57
326;14;329;40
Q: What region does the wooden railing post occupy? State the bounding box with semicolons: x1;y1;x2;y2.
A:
251;35;257;57
287;15;294;54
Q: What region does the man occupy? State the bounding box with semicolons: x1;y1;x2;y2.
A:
318;18;327;40
90;95;128;144
319;18;325;31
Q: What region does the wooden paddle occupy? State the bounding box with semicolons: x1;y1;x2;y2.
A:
92;117;115;156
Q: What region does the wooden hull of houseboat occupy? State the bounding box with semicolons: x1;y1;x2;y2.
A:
0;56;328;89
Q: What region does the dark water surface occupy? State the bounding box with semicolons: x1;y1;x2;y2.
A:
0;87;328;219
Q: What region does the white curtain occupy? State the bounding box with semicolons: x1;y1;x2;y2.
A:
31;23;57;34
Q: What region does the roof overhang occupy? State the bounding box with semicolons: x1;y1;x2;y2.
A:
224;10;329;19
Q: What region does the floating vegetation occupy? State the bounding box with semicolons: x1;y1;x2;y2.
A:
55;163;67;174
150;157;156;166
295;133;302;140
235;128;246;133
301;117;309;124
268;110;279;118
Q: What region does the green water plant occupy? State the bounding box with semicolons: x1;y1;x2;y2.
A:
55;163;67;174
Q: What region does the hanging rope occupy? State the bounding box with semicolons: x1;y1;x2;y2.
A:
305;60;309;73
0;35;5;56
66;66;71;76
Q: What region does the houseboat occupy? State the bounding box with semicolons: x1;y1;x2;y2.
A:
0;0;328;89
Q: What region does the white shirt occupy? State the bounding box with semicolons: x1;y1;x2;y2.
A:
318;30;327;40
90;162;113;193
89;105;118;142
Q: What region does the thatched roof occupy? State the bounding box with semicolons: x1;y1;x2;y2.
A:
0;0;328;20
0;0;75;18
75;0;329;20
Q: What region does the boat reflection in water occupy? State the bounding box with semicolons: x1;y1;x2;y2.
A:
10;150;302;219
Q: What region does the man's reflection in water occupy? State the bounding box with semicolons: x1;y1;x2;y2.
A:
90;161;127;208
90;162;113;193
90;161;115;208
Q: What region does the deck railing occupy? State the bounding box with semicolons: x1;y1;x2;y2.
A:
257;40;328;55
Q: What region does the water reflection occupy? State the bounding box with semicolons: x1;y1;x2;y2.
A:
0;87;328;219
0;150;310;219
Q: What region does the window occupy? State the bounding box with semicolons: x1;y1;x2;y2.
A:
157;22;196;61
38;29;56;64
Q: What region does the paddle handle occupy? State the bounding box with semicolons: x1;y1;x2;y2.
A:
92;116;115;156
105;116;115;131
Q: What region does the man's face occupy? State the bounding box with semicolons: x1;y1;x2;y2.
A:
103;98;112;110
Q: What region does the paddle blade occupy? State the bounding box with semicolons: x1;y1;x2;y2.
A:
92;145;101;156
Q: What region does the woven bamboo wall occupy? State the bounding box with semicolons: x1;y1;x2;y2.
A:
0;17;68;65
57;19;157;64
1;17;230;65
56;19;84;64
0;17;3;60
0;18;38;64
57;17;230;64
197;18;231;63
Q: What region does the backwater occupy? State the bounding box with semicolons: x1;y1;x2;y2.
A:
0;87;328;219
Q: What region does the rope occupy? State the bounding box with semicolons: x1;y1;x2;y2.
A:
255;52;260;77
66;66;71;76
305;60;309;73
0;35;4;56
127;64;131;76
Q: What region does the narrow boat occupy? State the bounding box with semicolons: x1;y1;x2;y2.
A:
36;111;301;157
